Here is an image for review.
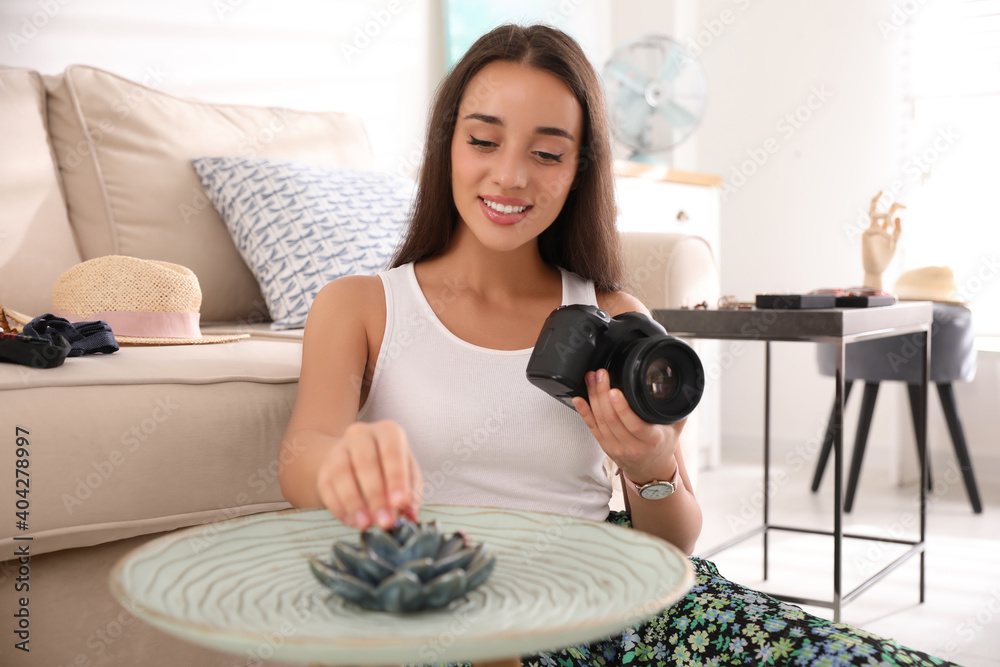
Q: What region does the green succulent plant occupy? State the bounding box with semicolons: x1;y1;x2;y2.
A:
309;518;497;613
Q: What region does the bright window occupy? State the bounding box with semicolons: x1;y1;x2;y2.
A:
904;0;1000;334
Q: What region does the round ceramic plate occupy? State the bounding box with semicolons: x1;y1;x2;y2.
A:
110;506;694;665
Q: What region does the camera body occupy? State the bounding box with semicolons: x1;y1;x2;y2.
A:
526;304;704;425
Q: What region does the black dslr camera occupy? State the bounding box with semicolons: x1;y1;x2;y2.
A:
526;304;704;425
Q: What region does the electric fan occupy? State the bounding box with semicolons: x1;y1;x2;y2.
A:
602;35;707;164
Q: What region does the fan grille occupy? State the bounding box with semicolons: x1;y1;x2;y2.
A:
603;35;707;155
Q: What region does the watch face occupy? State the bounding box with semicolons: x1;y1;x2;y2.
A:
638;482;675;500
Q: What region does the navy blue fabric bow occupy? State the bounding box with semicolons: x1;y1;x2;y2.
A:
22;314;119;357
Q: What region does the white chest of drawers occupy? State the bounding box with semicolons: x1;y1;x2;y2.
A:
614;173;721;261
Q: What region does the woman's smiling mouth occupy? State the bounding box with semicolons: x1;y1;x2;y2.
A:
479;196;533;225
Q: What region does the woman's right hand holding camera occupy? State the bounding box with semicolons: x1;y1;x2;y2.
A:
316;420;424;531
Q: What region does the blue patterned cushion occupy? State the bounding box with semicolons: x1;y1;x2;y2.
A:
193;157;413;330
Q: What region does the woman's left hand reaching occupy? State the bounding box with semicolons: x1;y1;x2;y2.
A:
571;368;684;481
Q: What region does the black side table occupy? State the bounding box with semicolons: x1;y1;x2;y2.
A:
653;301;934;622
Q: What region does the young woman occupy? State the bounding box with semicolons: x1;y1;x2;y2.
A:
279;23;955;667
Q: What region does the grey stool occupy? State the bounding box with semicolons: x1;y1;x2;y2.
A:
812;302;982;513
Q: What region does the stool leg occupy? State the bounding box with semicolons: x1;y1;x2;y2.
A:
936;383;983;513
811;380;854;492
906;384;933;490
845;382;880;513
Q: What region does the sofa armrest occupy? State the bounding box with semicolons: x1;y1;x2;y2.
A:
620;231;720;311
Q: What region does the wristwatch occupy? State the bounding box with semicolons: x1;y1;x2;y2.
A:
622;465;681;500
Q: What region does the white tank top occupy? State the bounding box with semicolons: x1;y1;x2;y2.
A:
358;262;613;521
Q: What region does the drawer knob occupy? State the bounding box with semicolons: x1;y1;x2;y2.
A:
676;210;690;222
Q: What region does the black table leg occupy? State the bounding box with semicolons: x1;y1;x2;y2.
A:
763;341;771;582
833;339;845;622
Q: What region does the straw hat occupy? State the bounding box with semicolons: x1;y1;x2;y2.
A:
4;256;249;345
894;266;968;305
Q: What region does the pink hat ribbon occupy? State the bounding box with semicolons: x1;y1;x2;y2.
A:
52;309;202;339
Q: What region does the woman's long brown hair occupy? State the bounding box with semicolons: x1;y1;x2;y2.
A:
391;24;624;292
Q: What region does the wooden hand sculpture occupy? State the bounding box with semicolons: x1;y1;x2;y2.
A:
862;190;904;290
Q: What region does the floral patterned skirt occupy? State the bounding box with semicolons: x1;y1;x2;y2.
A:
422;511;956;667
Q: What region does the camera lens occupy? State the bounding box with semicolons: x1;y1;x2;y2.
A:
644;358;678;401
616;336;704;425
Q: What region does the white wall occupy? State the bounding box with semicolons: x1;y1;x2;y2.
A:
0;0;685;172
670;0;998;490
1;0;444;175
678;0;905;473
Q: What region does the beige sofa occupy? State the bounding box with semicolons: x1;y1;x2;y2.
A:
0;64;719;666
